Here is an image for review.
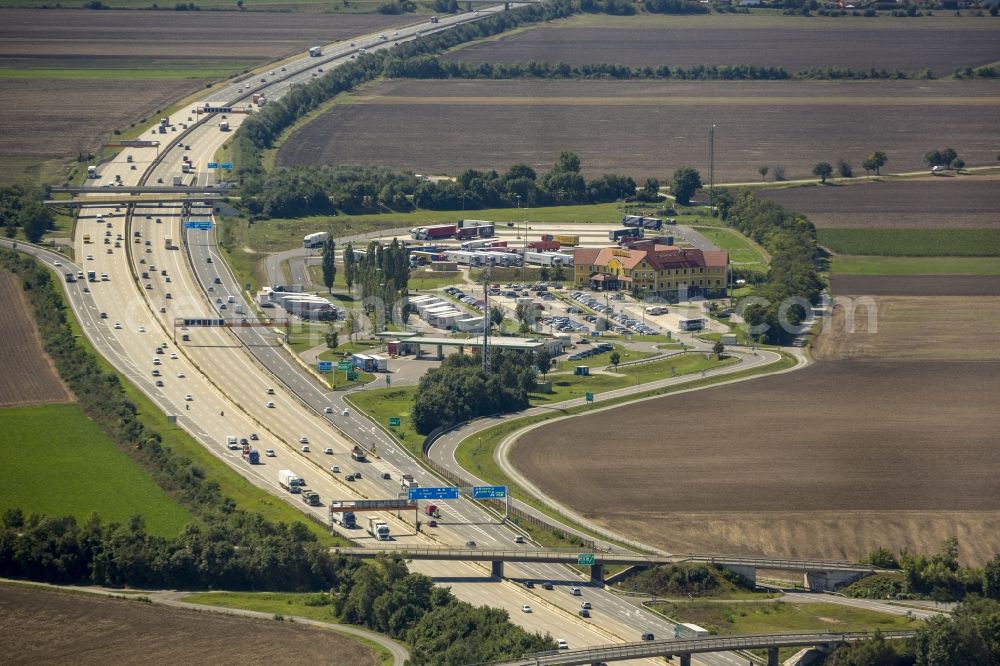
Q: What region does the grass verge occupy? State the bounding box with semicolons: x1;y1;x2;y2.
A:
0;403;193;537
693;226;769;269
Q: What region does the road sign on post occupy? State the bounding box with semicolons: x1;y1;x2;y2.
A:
388;417;401;427
585;392;594;402
408;487;460;501
221;161;233;170
337;361;352;371
472;485;507;499
577;553;596;566
207;162;219;169
318;361;333;372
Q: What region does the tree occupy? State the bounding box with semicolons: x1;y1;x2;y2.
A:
837;159;853;178
344;311;359;342
641;177;660;201
812;161;833;183
325;323;339;349
953;158;965;172
924;148;958;168
321;237;336;294
539;266;550;282
552;263;565;282
865;150;888;176
488;304;504;331
867;546;899;569
671;167;702;206
343;242;355;293
514;302;533;327
758;165;769;182
712;340;724;359
983;555;1000;600
535;350;552;379
610;350;621;367
19;202;53;243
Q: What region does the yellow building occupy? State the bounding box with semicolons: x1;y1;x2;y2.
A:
573;245;729;299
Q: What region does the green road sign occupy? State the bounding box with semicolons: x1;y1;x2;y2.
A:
585;392;594;402
386;374;391;386
347;371;357;380
337;361;352;371
388;417;401;427
577;553;595;566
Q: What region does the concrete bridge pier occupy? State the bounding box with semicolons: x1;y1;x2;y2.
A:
491;559;504;578
589;563;604;585
679;654;691;666
803;570;864;591
768;646;779;666
722;564;757;588
436;344;444;360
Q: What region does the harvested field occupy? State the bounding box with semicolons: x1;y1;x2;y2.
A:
277;79;1000;182
511;294;1000;565
445;15;1000;77
760;178;1000;229
830;274;1000;296
0;272;71;407
0;584;378;666
0;9;405;182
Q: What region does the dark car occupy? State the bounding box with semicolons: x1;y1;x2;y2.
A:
524;581;534;589
542;581;554;590
641;633;654;641
579;609;590;618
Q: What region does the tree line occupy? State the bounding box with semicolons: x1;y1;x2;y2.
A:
0;185;54;243
0;249;555;663
715;190;822;344
411;350;541;435
343;239;410;329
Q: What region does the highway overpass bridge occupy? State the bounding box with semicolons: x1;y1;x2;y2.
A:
49;186;237;195
333;547;883;590
44;193;229;208
478;630;916;666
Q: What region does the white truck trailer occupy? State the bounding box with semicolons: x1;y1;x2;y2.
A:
278;469;304;493
367;517;390;541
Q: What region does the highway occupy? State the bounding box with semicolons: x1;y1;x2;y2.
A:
52;8;725;664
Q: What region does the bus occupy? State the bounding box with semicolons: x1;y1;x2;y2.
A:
678;318;705;332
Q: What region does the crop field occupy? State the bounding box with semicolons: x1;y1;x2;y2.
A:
830;274;1000;295
0;9;405;182
760;178;1000;229
276;79;1000;183
444;14;1000;77
0;584;379;666
0;403;194;536
818;228;1000;257
511;296;1000;565
0;272;71;407
829;256;1000;277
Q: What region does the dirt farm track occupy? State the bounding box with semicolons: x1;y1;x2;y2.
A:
0;272;71;408
0;584;377;666
511;296;1000;565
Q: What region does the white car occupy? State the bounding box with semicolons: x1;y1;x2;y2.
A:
86;255;94;261
301;445;310;453
265;449;275;457
53;260;62;266
170;353;177;359
266;401;275;409
521;604;532;613
324;406;333;414
184;394;193;401
177;371;185;378
138;325;145;333
152;358;162;366
299;436;309;444
341;409;349;417
330;465;340;473
557;639;569;650
113;322;122;330
324;447;333;455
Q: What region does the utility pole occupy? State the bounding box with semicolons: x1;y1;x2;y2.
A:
709;125;716;211
482;265;489;375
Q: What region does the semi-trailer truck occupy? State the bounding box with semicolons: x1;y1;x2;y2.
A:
410;224;456;241
302;490;320;506
219;120;230;132
330;502;357;528
309;46;322;57
242;444;260;464
303;231;328;248
367;517;390;541
278;469;304;493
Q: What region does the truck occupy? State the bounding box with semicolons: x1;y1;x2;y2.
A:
678;317;705;332
160;117;169;127
87;271;97;282
529;239;560;251
622;215;663;231
181;162;192;173
87;165;97;179
367;517;390;541
609;228;643;242
330;502;357;528
410;224;456;241
424;504;440;518
554;234;580;247
309;45;322;57
303;231;329;249
400;474;418;489
172;175;183;186
218;120;230;132
429;15;439;23
164;237;174;250
278;469;304;493
252;93;262;104
242;444;260;464
351;445;366;462
82;234;92;244
301;490;320;506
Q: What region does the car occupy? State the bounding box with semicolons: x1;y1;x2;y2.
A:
266;401;275;408
138;325;145;333
184;394;193;401
144;283;152;289
99;311;108;319
155;379;164;387
542;581;554;590
324;406;333;414
579;609;590;618
580;601;592;610
341;409;349;417
153;358;162;365
427;519;437;527
301;445;310;453
345;473;356;481
53;260;62;267
523;581;534;589
86;255;93;261
82;286;90;293
521;604;532;613
465;540;477;548
570;587;581;596
353;471;361;479
165;293;172;299
330;465;340;473
557;640;569;650
219;304;227;310
641;633;654;641
324;447;334;455
382;472;391;480
177;371;185;378
513;535;525;544
299;436;308;444
266;387;275;394
269;70;275;75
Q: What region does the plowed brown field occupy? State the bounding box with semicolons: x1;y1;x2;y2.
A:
760;178;1000;229
511;295;1000;565
277;79;1000;182
0;272;71;407
0;584;378;666
444;15;1000;77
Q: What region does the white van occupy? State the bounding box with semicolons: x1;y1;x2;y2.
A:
226;436;238;450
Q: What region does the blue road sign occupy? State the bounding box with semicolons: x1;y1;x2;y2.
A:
184;221;213;230
317;361;333;372
472;485;507;500
221;162;233;170
408;487;459;501
207;162;219;169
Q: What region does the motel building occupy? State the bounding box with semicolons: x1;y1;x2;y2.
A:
573;245;729;300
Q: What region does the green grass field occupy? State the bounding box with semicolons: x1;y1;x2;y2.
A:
693;226;769;270
346;387;423;459
649;600;921;636
0;403;193;536
818;228;1000;257
554;343;653;370
830;255;1000;275
181;592;393;666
